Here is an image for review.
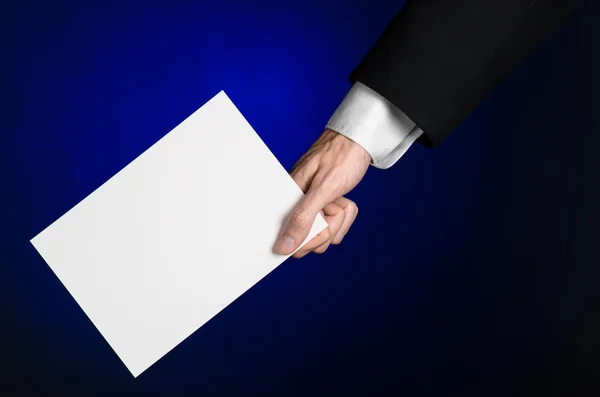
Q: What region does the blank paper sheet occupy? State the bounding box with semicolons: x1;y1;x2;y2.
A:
30;91;328;377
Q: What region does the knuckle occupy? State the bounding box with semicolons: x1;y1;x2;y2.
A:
288;208;311;229
314;245;327;254
343;199;357;213
320;228;332;241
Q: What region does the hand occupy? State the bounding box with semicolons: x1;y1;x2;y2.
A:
273;129;371;258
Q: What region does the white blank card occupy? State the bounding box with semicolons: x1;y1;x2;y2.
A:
30;91;328;377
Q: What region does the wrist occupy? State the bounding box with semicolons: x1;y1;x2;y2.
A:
324;128;372;167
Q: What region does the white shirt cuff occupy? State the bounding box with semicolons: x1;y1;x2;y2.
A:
325;82;424;169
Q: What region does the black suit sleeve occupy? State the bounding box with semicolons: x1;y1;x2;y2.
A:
349;0;579;148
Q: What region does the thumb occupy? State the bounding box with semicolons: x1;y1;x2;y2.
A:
274;184;330;255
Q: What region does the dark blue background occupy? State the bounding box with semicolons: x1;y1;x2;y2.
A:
2;0;598;395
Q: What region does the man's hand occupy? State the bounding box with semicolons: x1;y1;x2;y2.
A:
274;129;371;258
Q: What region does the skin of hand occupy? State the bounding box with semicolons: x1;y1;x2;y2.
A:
273;128;372;258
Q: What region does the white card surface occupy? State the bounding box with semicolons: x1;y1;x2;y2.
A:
30;91;328;377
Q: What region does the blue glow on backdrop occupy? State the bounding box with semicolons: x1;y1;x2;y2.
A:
2;0;597;395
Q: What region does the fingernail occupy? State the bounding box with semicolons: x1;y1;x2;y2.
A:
276;234;295;254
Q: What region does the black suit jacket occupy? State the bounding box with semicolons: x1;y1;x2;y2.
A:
350;0;579;148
